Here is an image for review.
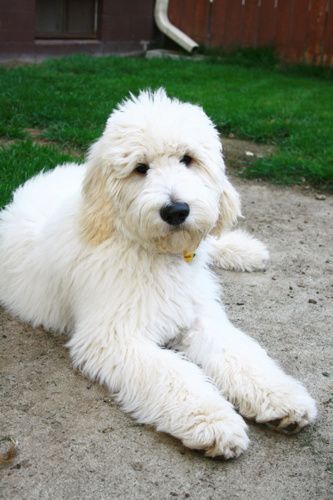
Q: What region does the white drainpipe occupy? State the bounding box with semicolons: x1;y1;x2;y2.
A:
154;0;199;54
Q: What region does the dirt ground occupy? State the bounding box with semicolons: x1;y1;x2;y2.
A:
1;166;332;499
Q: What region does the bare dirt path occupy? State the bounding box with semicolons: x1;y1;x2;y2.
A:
1;176;332;499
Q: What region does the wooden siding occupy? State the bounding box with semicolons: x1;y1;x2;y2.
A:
169;0;333;66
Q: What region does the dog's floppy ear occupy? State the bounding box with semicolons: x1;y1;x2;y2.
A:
80;161;114;245
210;177;242;237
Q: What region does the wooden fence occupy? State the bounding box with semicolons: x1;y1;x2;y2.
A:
169;0;333;66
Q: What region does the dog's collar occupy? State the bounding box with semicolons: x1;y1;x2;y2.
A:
183;251;196;263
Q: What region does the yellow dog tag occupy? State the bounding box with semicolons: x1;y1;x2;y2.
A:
183;251;196;263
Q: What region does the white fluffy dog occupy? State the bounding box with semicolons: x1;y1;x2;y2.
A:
0;89;316;458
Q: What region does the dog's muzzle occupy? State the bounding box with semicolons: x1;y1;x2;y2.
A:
160;202;190;226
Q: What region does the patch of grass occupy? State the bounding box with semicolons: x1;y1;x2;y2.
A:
0;54;332;200
0;141;81;207
0;124;28;140
199;46;279;68
243;151;333;192
199;46;333;79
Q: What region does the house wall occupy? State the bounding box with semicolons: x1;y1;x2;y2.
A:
0;0;156;57
0;0;36;53
100;0;155;42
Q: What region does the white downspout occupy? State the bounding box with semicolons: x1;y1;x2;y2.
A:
154;0;199;54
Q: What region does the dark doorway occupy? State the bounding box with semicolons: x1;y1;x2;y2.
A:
35;0;99;38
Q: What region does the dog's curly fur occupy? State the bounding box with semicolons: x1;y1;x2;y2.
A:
0;90;316;458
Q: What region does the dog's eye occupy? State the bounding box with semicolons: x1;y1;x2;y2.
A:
134;163;150;175
180;155;192;166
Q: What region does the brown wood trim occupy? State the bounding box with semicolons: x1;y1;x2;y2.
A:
35;33;97;39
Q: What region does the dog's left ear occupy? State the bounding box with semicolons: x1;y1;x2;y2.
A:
210;177;242;237
80;161;115;245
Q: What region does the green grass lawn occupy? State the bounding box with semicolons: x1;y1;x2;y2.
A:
0;54;332;206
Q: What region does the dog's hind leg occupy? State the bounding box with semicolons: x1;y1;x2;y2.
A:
206;230;269;272
67;326;249;459
177;303;317;433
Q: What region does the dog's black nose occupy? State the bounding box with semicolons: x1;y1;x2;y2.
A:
160;202;190;226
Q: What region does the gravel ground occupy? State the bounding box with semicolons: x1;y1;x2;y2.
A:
1;176;332;500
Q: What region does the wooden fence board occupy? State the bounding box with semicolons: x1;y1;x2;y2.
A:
210;0;228;46
306;0;327;63
241;0;260;47
271;0;291;59
222;0;244;49
323;0;333;64
287;0;308;63
257;0;278;46
192;0;210;44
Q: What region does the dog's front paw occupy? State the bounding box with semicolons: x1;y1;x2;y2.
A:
181;409;249;459
254;382;317;433
238;235;269;272
210;230;269;272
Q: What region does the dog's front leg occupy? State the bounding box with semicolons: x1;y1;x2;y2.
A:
207;230;269;272
178;302;317;432
67;326;248;458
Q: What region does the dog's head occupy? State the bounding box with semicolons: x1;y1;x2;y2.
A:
81;89;241;253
